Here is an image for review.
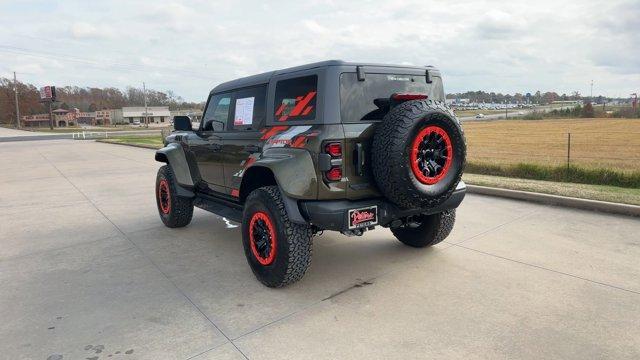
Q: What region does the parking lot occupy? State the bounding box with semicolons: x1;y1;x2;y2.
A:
1;139;639;359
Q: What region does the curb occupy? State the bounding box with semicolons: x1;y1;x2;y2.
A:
96;140;160;150
466;184;640;217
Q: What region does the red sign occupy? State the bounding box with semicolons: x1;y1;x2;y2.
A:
39;86;56;101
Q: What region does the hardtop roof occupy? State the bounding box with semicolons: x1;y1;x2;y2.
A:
210;60;439;94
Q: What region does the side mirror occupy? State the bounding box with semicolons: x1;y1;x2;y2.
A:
173;116;192;131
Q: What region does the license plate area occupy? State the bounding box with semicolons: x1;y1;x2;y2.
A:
348;205;378;229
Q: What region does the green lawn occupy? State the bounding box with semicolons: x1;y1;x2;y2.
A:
463;173;640;206
98;135;163;148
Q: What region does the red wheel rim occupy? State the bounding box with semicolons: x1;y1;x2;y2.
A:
410;125;453;185
249;211;277;266
158;179;171;214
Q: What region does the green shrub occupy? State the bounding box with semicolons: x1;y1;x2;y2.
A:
582;102;595;118
522;112;543;120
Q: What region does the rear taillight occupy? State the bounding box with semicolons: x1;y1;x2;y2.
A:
326;167;342;181
325;142;342;157
392;93;429;101
323;141;343;182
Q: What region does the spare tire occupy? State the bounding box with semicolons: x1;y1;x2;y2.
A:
371;100;466;209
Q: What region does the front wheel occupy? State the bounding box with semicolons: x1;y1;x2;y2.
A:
156;165;194;228
391;210;456;248
242;186;313;287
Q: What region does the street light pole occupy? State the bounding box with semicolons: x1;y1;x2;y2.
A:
13;72;20;129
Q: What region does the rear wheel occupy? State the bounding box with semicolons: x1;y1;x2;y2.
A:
391;210;456;248
242;186;313;287
156;165;194;228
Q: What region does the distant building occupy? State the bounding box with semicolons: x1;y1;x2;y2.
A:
22;108;80;127
21;106;173;127
95;109;123;125
77;111;96;125
122;106;170;125
21;114;51;127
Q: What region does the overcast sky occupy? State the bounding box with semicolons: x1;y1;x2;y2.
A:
0;0;637;101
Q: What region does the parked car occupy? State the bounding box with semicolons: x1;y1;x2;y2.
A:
155;60;467;287
475;113;485;118
132;119;141;126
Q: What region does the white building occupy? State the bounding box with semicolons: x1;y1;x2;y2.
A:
122;106;171;125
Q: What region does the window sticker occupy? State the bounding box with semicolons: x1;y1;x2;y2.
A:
234;97;255;126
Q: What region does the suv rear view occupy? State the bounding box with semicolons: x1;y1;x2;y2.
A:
155;60;466;287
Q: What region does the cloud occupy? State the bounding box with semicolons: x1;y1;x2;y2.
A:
0;0;637;100
474;10;527;40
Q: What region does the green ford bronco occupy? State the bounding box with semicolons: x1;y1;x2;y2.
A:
155;60;466;287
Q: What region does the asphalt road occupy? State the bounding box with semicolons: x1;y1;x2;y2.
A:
1;140;639;360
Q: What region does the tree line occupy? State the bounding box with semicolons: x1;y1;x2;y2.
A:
0;77;204;125
445;90;614;104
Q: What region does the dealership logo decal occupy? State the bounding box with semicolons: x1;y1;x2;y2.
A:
350;209;375;226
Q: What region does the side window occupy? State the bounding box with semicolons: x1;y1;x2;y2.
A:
274;75;317;122
202;94;231;131
231;84;267;131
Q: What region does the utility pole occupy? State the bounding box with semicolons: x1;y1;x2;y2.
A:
13;72;20;129
143;82;149;128
48;101;53;130
590;80;593;103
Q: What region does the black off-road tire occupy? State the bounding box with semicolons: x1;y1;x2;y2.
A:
242;186;313;287
372;100;466;209
392;210;456;248
156;165;194;228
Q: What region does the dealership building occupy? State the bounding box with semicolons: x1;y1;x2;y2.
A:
21;106;175;127
121;107;171;125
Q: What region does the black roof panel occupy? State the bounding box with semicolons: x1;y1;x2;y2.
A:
211;60;438;93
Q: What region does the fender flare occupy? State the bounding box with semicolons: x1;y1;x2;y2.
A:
240;149;319;224
246;148;318;200
155;143;195;198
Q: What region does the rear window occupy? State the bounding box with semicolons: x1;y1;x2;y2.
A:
340;73;445;123
274;75;317;122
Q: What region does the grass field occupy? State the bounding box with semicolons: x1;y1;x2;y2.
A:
464;118;640;171
98;135;163;148
462;173;640;205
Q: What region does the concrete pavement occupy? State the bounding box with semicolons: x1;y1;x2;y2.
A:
1;140;639;359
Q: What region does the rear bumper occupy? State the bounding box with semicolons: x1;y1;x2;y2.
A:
299;181;466;231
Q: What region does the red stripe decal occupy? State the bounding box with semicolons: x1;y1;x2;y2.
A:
291;136;307;148
278;115;288;122
243;157;256;168
302;106;313;116
260;126;289;140
275;103;286;116
289;91;316;117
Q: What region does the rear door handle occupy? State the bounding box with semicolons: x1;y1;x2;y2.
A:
244;145;261;153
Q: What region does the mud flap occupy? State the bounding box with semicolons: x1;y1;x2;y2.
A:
281;192;307;224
